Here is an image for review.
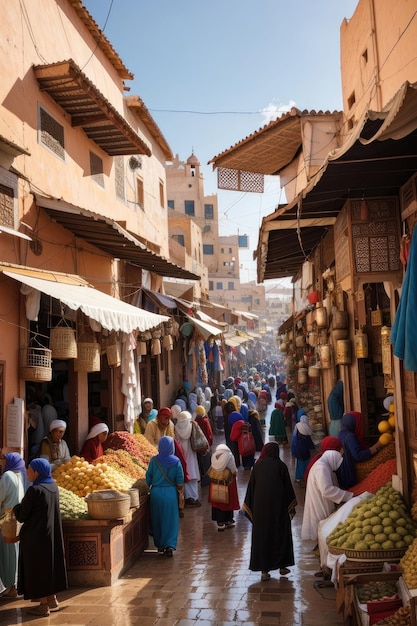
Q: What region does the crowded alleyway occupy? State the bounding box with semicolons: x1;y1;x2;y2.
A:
0;408;344;626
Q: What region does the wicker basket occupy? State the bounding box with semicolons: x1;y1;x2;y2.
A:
106;342;121;367
328;545;406;561
128;488;140;508
74;342;100;372
85;490;130;520
20;347;52;382
1;518;22;543
50;327;77;359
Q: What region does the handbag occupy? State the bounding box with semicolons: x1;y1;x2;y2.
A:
238;424;256;457
190;420;209;454
209;481;229;505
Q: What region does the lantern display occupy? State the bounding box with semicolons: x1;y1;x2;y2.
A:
354;329;368;359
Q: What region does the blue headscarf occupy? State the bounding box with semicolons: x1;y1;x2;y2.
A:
239;403;249;421
4;452;26;487
297;408;307;421
156;436;179;469
29;458;54;485
228;411;244;427
175;398;186;411
4;452;25;474
224;389;233;401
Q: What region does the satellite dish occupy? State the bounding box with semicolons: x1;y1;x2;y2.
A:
128;156;141;171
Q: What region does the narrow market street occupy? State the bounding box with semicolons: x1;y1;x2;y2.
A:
0;409;344;626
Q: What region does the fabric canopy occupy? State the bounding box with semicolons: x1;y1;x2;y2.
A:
185;315;223;341
4;269;169;333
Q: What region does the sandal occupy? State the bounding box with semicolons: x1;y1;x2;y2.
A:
279;568;290;576
261;572;271;581
217;524;225;531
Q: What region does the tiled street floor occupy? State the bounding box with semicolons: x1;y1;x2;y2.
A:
0;408;345;625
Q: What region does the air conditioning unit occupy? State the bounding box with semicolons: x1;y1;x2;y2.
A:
401;172;417;219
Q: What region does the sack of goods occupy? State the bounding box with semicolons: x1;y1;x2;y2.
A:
190;421;209;454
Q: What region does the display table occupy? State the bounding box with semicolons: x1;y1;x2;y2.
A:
62;495;149;587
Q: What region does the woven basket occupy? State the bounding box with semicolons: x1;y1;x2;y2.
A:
74;342;100;372
20;347;52;382
128;488;140;508
85;491;130;520
106;343;121;367
50;327;77;359
328;545;406;561
1;518;22;543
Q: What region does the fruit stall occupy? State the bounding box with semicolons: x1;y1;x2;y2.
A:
317;441;417;626
54;432;156;587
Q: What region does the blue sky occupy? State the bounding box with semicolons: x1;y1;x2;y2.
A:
83;0;359;285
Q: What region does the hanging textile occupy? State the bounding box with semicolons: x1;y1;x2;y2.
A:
391;229;417;371
121;332;140;432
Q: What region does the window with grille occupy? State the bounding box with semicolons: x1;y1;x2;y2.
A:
0;183;15;228
216;282;223;290
39;106;65;160
203;244;214;255
228;282;234;290
114;156;125;201
89;152;104;187
137;177;144;210
209;281;213;290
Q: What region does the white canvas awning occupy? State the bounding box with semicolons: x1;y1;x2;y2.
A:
185;315;223;341
3;268;168;333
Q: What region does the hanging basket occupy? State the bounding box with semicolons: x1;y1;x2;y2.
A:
151;338;161;355
74;341;100;372
138;341;147;356
163;335;173;351
164;319;179;337
106;343;121;367
151;325;163;340
50;326;77;359
20;346;52;382
105;332;121;367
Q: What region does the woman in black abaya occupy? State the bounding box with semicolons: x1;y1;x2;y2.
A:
243;442;297;581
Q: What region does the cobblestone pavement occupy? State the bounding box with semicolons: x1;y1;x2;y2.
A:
0;407;344;625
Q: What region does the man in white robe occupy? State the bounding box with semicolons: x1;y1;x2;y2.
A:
301;450;353;542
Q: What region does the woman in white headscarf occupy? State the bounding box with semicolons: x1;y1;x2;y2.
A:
39;419;71;471
208;444;239;531
80;422;109;464
174;411;201;506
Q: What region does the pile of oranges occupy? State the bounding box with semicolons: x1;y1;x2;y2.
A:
377;402;396;446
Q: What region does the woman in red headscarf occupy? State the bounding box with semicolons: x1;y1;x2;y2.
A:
303;436;343;483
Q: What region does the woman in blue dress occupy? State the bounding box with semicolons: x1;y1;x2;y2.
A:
0;453;26;598
146;436;184;557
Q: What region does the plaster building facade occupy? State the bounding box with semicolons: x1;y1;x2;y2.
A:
0;0;202;457
209;0;417;501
